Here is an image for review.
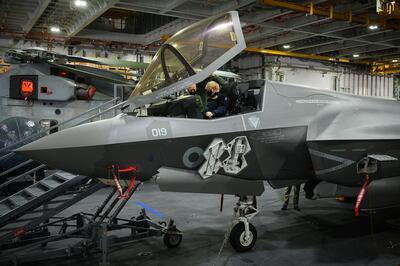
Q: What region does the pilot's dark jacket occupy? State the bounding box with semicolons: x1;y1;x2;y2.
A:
205;92;229;118
197;75;227;109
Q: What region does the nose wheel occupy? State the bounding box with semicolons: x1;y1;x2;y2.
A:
229;195;258;252
229;222;257;252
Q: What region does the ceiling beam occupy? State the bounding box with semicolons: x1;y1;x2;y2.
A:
251;1;373;41
245;47;370;65
297;29;398;54
116;0;210;19
255;23;399;50
67;0;118;37
76;18;192;45
159;0;189;14
114;3;204;20
23;0;51;33
360;49;400;60
299;41;365;54
258;0;400;31
246;15;328;42
289;39;340;52
247;0;400;56
339;45;397;57
212;0;256;15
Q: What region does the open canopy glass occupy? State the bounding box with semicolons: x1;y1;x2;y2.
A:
128;11;246;107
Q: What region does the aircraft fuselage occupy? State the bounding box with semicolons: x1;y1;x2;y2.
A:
17;80;400;191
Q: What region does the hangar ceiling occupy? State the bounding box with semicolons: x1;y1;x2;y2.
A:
0;0;399;63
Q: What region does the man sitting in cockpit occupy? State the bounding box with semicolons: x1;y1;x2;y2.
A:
204;81;229;119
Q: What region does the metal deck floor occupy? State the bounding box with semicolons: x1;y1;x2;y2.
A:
24;182;400;265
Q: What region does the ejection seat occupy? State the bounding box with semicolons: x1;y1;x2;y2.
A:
238;80;265;113
222;81;241;115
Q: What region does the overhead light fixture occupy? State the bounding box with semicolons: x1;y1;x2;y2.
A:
368;25;378;30
392;59;399;63
50;26;60;33
283;44;291;49
74;0;87;7
353;54;360;58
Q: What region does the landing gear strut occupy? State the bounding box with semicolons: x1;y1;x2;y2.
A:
229;195;258;252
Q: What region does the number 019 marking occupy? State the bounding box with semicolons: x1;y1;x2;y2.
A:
151;128;168;137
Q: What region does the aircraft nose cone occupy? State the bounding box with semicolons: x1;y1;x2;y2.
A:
15;120;111;177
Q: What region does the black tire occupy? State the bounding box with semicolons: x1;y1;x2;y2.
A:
229;222;257;252
163;228;182;248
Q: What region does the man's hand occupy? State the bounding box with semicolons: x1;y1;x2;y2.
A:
205;111;213;118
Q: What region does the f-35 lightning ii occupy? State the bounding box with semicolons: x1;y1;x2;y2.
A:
16;11;400;252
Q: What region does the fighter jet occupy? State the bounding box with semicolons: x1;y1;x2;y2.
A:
16;11;400;252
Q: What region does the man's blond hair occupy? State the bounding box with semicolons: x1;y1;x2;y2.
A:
205;81;220;91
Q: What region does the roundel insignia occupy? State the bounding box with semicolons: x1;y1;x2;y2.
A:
182;147;204;168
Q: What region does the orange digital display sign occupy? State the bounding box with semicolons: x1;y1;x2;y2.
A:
21;79;34;98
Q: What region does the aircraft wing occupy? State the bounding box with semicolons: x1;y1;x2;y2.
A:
305;94;400;183
128;11;246;107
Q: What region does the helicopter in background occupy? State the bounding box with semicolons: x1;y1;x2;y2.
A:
1;47;147;100
0;48;147;190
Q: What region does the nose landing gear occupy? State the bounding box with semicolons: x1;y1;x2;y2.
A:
229;195;258;252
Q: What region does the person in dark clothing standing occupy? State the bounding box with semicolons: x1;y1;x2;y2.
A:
183;83;204;119
204;81;229;119
187;84;204;113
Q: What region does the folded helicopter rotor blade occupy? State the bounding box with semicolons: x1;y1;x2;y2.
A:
47;62;134;85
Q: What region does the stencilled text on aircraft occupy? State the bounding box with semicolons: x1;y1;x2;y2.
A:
295;99;340;105
249;129;285;144
146;121;172;139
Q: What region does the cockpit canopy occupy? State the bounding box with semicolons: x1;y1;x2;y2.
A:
128;11;246;107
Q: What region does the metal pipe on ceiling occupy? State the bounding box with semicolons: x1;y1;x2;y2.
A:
244;47;400;74
257;0;400;31
371;64;400;75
